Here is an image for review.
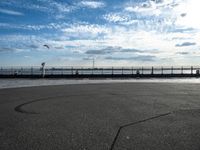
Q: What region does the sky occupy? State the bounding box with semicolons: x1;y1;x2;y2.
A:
0;0;200;67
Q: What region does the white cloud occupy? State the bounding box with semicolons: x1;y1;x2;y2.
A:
0;22;69;31
103;12;141;26
174;0;200;29
103;13;129;23
0;8;23;16
62;23;111;38
80;1;105;8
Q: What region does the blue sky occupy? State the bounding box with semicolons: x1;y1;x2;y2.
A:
0;0;200;67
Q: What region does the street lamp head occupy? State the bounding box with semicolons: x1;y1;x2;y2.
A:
41;62;45;67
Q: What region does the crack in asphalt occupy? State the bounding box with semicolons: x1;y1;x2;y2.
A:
109;112;172;150
14;92;122;114
14;94;94;114
15;95;67;114
14;95;199;150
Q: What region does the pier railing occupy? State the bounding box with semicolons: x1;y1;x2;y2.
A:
0;66;200;78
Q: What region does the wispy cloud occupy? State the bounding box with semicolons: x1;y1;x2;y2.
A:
85;46;156;55
62;23;111;38
0;22;69;31
79;1;105;9
175;42;196;47
176;52;189;55
0;47;16;52
103;13;129;23
1;0;200;66
105;55;156;62
0;8;23;16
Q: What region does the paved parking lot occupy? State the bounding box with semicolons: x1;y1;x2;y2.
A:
0;83;200;150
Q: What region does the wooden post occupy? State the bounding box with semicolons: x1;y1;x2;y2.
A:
102;68;103;75
122;67;123;75
161;67;163;75
151;67;154;75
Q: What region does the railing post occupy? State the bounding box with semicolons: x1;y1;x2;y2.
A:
31;67;33;76
181;66;183;74
11;67;13;75
151;67;154;75
51;68;53;75
21;67;23;75
132;67;133;75
112;67;114;75
122;67;123;75
161;66;163;75
42;67;45;78
71;67;73;75
196;69;200;76
102;68;103;75
142;67;143;75
171;66;173;74
191;66;193;75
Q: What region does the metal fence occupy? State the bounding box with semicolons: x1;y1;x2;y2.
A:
0;66;200;76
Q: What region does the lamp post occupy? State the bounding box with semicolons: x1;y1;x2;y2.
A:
41;62;45;78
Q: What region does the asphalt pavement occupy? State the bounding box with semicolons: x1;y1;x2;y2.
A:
0;82;200;150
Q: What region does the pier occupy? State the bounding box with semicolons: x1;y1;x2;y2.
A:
0;66;200;78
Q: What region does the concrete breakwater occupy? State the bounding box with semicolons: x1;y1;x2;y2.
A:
0;66;200;78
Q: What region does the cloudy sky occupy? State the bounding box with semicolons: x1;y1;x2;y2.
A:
0;0;200;67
